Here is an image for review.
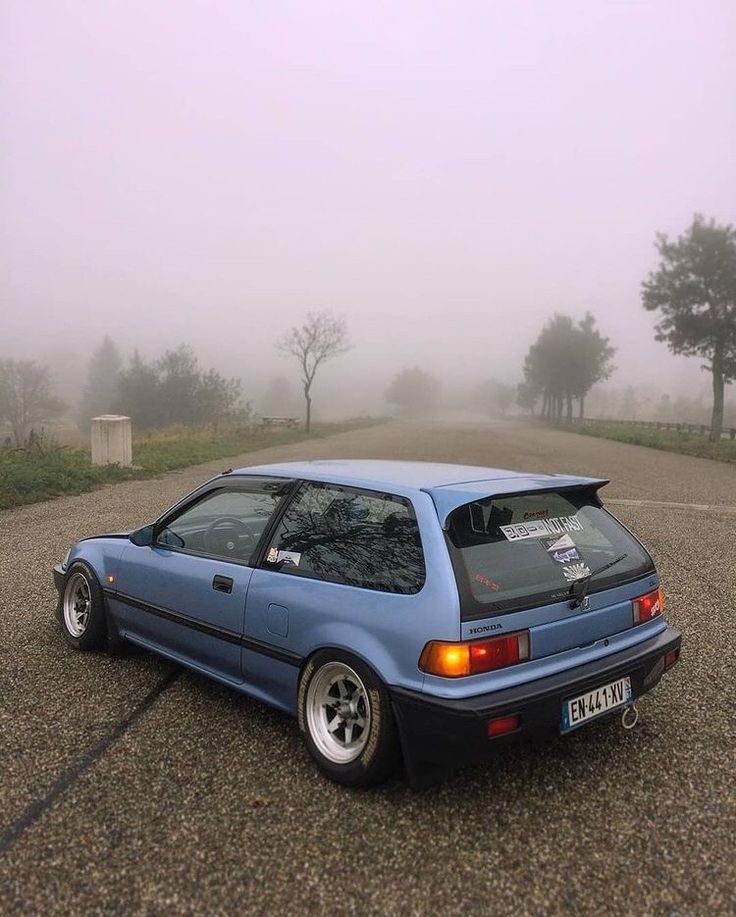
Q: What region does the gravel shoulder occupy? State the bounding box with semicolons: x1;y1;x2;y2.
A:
0;419;734;915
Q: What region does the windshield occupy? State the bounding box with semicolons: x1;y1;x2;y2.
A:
446;488;654;618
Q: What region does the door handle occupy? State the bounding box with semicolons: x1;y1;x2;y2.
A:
212;574;234;594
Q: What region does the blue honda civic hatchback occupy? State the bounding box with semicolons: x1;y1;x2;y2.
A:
53;460;681;786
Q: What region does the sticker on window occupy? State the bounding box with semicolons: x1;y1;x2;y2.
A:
277;550;301;567
562;563;591;582
473;573;501;592
500;515;584;541
543;534;582;565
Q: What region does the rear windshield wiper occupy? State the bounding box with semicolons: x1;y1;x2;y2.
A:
569;553;628;609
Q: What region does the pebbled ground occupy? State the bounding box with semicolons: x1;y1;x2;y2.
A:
0;418;734;915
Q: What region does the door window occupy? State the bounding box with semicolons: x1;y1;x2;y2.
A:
157;481;287;563
264;482;425;594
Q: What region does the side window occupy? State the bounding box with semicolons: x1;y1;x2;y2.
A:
265;482;425;594
157;482;286;563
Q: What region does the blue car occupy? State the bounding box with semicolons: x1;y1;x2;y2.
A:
53;460;681;787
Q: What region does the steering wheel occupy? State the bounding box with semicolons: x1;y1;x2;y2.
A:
204;516;256;558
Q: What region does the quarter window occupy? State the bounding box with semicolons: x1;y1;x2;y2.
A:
265;482;425;594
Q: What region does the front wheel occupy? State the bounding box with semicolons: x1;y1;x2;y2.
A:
58;561;108;651
298;651;399;787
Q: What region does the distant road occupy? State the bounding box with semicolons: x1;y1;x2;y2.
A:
1;419;733;915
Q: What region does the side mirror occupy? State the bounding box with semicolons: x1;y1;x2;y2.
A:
129;524;155;547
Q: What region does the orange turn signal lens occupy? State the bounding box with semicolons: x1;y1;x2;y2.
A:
419;631;530;678
633;587;664;625
419;642;471;677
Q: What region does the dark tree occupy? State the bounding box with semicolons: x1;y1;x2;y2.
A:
276;312;350;432
568;312;616;419
386;367;441;417
642;215;736;441
522;313;615;420
195;369;242;430
157;345;201;426
77;336;123;431
114;352;163;429
115;346;242;430
516;378;541;415
0;359;65;447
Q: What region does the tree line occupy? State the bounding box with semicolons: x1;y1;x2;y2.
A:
2;214;734;445
0;342;244;448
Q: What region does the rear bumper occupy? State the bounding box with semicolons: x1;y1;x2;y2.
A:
390;625;681;786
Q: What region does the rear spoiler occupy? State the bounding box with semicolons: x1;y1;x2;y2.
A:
422;475;609;530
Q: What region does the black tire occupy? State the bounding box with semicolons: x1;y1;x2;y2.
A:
297;650;399;787
57;561;109;651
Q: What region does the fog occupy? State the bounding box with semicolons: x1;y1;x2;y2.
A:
2;1;735;416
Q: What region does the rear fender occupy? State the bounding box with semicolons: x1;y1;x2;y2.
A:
299;623;425;695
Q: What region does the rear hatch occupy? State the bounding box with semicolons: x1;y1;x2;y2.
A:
441;484;656;659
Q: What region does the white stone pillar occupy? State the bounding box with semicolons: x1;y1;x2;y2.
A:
90;415;133;467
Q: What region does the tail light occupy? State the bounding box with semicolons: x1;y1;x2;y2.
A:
419;631;530;678
632;587;665;625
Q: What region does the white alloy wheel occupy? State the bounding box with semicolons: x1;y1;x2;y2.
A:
63;572;92;638
305;661;372;764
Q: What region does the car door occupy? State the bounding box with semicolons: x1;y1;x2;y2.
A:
113;477;290;684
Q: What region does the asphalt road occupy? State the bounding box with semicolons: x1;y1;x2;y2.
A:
0;419;734;915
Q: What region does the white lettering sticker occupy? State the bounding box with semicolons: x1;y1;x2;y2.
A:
500;515;584;541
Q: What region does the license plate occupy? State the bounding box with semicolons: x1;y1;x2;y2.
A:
561;676;632;733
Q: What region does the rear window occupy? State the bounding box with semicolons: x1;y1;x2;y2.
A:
446;488;654;618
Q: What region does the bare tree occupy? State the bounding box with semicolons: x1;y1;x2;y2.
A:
0;359;65;447
276;312;350;432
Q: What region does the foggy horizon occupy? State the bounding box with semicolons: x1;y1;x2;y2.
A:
3;1;735;414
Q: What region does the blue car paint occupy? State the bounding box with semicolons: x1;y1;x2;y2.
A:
113;543;253;682
59;461;674;733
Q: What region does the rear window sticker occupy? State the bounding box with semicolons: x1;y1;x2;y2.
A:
277;550;302;567
266;546;279;563
473;573;501;592
544;533;576;552
542;534;582;565
562;562;591;582
523;509;550;521
500;515;584;542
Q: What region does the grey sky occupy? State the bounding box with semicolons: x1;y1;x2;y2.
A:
2;0;735;409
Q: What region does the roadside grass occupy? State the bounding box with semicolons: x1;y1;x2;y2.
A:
556;420;736;463
0;418;383;511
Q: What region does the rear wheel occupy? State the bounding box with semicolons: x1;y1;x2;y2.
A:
59;562;108;651
298;651;399;786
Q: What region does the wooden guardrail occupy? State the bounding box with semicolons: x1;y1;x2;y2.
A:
565;416;736;440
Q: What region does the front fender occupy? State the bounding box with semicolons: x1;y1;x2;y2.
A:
66;537;130;591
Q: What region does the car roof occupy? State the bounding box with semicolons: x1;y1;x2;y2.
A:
231;460;607;526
